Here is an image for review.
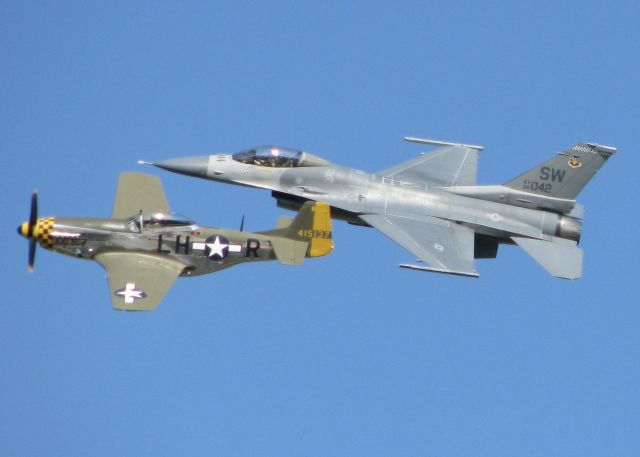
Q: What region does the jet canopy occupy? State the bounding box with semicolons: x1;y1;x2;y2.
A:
127;212;195;232
232;145;330;168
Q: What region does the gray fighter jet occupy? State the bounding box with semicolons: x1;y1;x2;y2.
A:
146;138;616;279
17;172;333;310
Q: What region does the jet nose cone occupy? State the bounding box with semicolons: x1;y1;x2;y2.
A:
153;155;210;178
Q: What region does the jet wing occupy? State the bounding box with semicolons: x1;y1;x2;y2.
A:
95;252;185;311
378;145;479;187
359;214;478;277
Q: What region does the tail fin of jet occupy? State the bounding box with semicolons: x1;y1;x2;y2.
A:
504;143;616;200
260;202;333;265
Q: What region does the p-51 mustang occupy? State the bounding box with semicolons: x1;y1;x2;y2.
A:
146;138;616;279
17;172;333;310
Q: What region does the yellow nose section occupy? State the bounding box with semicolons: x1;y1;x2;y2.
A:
19;222;29;237
34;217;56;246
18;217;56;246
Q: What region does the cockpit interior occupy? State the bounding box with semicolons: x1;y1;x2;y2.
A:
232;146;330;168
127;212;195;232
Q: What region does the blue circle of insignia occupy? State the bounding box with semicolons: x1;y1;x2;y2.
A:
204;235;230;260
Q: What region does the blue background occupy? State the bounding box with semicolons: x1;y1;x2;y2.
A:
2;1;639;455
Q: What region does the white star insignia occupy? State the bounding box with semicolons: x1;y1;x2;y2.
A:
206;236;228;258
324;169;336;183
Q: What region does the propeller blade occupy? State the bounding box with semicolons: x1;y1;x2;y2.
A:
239;214;245;232
29;191;38;237
28;239;36;272
27;190;38;271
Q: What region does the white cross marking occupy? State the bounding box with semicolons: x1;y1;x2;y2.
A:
115;283;146;304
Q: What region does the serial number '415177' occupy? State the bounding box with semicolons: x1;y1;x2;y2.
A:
297;229;331;239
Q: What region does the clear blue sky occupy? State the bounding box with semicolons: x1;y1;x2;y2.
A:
2;1;639;455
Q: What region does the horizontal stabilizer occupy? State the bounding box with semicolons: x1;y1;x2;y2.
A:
270;238;308;265
275;216;294;229
511;236;583;280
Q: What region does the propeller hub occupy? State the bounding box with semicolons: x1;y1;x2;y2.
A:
18;222;29;237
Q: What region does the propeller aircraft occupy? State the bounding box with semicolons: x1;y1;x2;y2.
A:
18;172;333;310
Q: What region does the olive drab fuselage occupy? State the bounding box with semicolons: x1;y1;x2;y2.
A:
25;215;286;277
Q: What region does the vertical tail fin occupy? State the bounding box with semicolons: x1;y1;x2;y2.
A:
282;202;333;257
504;143;616;200
260;202;333;264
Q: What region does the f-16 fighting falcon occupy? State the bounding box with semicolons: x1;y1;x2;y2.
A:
145;137;616;279
17;172;333;310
